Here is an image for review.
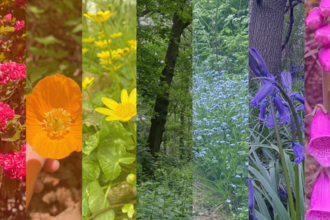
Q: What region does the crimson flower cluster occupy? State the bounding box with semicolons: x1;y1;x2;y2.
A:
14;0;25;7
0;103;15;130
0;62;26;85
0;143;26;182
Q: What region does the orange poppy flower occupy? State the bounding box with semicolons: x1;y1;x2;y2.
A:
27;74;82;159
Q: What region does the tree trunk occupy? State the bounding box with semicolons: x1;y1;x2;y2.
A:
249;0;287;76
147;13;190;157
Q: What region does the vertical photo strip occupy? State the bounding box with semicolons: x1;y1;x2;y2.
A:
192;0;249;219
249;0;305;219
0;0;26;219
305;0;330;218
26;0;82;219
82;0;137;219
136;0;192;219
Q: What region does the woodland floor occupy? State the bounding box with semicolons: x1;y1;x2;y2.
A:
27;152;82;220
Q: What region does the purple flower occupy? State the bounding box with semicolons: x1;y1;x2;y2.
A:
250;83;275;108
293;142;305;165
289;115;304;132
294;93;304;104
265;111;275;128
258;100;268;120
249;47;269;77
280;70;292;94
273;95;290;123
278;183;288;198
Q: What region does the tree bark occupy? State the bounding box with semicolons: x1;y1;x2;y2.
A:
249;0;287;76
147;13;190;157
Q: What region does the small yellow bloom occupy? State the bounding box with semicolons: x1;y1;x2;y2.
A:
97;51;110;59
94;40;111;49
111;32;122;39
119;47;130;56
100;58;111;65
95;88;137;122
83;36;95;43
128;40;136;53
82;77;94;91
83;10;117;23
82;48;89;54
111;50;121;60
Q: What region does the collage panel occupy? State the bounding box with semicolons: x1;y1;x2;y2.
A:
26;0;82;218
192;0;249;219
249;0;305;219
0;0;26;219
82;0;137;219
305;0;330;218
136;0;193;219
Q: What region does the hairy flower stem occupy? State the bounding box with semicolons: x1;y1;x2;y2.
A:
88;46;96;68
101;22;120;90
127;120;136;144
269;101;296;219
87;90;95;110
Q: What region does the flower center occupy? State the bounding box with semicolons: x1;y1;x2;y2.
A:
42;108;71;138
115;103;135;119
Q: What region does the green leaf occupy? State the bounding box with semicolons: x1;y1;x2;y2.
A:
34;35;63;46
82;158;100;180
122;204;135;218
88;181;115;220
83;132;100;155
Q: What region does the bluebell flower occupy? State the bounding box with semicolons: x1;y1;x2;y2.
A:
278;183;288;198
294;93;305;104
265;112;275;128
250;83;275;108
249;47;270;77
289;115;304;132
293;142;305;165
258;100;268;120
273;95;290;123
280;70;292;94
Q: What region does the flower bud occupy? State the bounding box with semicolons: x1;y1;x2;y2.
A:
315;22;330;45
249;47;269;77
306;8;324;29
320;0;330;17
319;45;330;72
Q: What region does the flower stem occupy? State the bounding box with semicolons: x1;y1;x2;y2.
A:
128;120;136;144
88;45;96;68
101;22;120;90
294;165;300;220
269;100;296;219
125;56;136;83
87;90;95;110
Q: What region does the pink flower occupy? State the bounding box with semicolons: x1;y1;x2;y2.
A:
3;14;12;21
306;8;324;29
14;0;25;7
0;144;26;182
315;22;330;45
320;0;330;17
15;20;25;32
319;45;330;72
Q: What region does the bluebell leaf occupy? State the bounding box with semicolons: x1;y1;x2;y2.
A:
294;93;305;104
293;142;305;165
249;47;269;77
273;95;290;123
248;178;254;215
250;83;275;108
280;70;292;94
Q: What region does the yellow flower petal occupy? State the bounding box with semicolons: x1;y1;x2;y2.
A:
128;88;136;105
106;115;122;121
121;89;129;104
101;97;118;110
94;108;115;116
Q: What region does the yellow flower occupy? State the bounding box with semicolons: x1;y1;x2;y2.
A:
100;58;111;65
83;36;95;43
82;77;94;91
94;40;111;49
111;32;122;39
83;10;117;23
95;88;136;122
112;50;121;60
97;51;110;59
82;48;89;54
119;47;130;56
128;40;136;52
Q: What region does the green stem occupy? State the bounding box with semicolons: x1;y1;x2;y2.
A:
294;165;300;220
104;180;113;207
101;22;120;90
88;46;96;68
269;101;296;219
125;56;136;83
87;90;95;110
128;120;136;144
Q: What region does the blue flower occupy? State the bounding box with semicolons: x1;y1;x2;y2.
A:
293;142;305;165
278;183;288;198
265;112;274;128
226;199;231;203
250;83;275;108
280;70;292;94
273;95;290;123
258;100;268;120
294;93;304;104
249;47;269;77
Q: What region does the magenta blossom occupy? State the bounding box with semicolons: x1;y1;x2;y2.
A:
15;20;25;32
306;8;324;29
320;0;330;17
315;22;330;45
319;45;330;72
3;14;12;21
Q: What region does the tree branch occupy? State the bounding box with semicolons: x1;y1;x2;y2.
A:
282;0;294;51
284;0;303;14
